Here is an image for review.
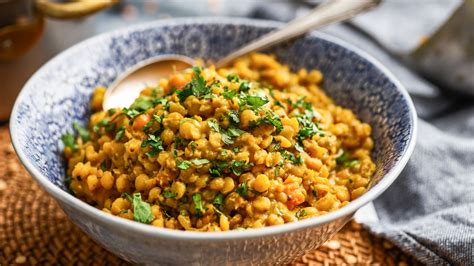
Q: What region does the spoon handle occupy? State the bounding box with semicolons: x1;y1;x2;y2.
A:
215;0;381;68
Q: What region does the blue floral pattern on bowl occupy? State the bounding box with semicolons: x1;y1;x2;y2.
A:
10;18;416;264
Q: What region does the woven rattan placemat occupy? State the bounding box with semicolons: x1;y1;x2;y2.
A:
0;126;416;265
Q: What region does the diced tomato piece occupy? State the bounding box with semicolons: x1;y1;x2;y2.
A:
287;190;305;210
133;114;151;130
169;74;188;90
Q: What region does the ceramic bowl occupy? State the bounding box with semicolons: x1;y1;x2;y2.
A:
10;17;417;265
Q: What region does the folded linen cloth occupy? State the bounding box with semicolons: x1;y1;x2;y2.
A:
252;1;473;265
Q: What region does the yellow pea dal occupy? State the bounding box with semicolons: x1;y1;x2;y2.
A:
63;53;376;231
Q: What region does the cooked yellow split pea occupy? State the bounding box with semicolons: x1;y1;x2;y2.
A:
62;53;375;231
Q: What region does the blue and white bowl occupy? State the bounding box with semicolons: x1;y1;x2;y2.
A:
10;18;417;265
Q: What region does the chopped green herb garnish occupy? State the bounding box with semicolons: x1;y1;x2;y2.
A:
114;126;126;141
190;141;197;152
207;119;220;132
226;73;240;82
242;94;269;109
208;119;245;145
336;152;360;168
174;137;190;149
280;150;303;165
176;158;210;170
121;108;141;119
250;111;283;133
177;66;211;102
65;176;72;188
100;161;107;171
107;108;117;115
213;192;225;208
130;96;155;112
239;81;250;92
292;96;312;110
209;160;229;177
345;160;360;168
61;132;78;150
295;142;305;153
228;110;240;124
221;127;245;145
121;192;133;202
295;109;325;147
176;88;193;102
222;87;238;99
295;209;307;219
163;190;176;199
230;160;253;176
73;122;90;142
132;193;154;224
232;147;240;153
176;160;191;170
192;193;205;216
274;100;284;108
236;183;248;198
336;152;348;164
93;119;113;133
275;166;281;177
141;134;164;157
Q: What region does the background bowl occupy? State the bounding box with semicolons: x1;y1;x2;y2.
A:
10;18;416;265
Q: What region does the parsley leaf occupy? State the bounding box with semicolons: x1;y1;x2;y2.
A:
176;160;191;170
292;96;312;110
100;161;107;171
177;66;211;102
141;134;164;157
239;81;250;92
230;160;253;176
65;175;72;188
163;190;176;199
241;94;269;109
207;119;220;132
130;97;154;112
114;126;126;141
336;152;349;164
192;193;205;216
73;122;90;142
345;159;360;168
208;119;245;145
250;111;283;133
93;119;113;133
61;132;78;150
107;108;117;115
228;110;240;124
132;193;154;224
280;150;303;165
222;87;238;99
176;158;210;170
209;160;229;177
221;127;245;145
295;109;325;144
121;108;141;119
336;152;360;168
213;192;225;208
295;209;307;219
176;88;193;102
226;73;240;82
235;183;248;198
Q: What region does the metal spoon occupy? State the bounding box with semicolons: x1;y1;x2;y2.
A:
103;0;381;110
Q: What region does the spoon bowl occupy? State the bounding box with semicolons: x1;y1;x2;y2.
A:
102;55;194;110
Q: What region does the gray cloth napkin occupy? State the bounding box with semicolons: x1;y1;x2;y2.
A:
321;25;474;266
252;1;473;265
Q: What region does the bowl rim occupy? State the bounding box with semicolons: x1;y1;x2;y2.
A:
10;16;417;241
